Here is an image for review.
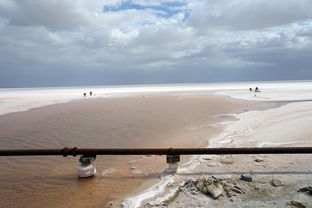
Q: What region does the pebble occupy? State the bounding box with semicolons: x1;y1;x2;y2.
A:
287;201;306;208
270;178;283;187
207;162;219;167
240;174;252;182
202;155;213;160
254;157;264;162
220;156;234;164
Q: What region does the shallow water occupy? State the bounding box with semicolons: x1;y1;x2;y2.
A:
0;94;255;207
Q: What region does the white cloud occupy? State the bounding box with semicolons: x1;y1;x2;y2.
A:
188;0;312;30
0;0;312;86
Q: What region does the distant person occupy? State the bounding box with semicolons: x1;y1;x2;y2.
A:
90;91;93;96
255;87;260;92
83;92;87;97
249;88;252;92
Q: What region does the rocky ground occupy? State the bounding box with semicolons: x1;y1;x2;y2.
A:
141;154;312;208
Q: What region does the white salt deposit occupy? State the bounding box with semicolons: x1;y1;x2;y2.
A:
216;82;312;101
1;81;312;207
1;81;312;116
122;174;175;208
209;101;312;148
121;81;312;208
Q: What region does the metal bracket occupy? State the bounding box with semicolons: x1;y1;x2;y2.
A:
166;155;180;163
166;155;180;171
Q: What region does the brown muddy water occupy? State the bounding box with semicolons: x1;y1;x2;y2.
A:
0;94;262;207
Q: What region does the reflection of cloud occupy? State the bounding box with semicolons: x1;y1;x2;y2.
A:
0;0;312;87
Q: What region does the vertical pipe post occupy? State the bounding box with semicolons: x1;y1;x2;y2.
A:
166;155;180;171
77;155;97;177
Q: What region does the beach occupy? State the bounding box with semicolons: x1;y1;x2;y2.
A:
125;83;312;208
0;85;268;208
0;82;311;208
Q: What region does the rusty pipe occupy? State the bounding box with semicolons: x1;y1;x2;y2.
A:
0;147;312;157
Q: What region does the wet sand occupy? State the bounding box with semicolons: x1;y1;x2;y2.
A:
0;93;268;207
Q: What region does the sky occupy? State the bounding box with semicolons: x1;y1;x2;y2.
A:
0;0;312;87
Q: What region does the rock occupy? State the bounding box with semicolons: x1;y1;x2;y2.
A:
222;182;244;196
271;178;283;187
202;187;208;194
207;162;219;167
298;186;312;195
220;156;234;164
254;157;264;162
202;155;213;160
240;174;252;182
207;176;219;184
196;181;205;192
206;183;224;199
287;201;306;208
219;174;232;180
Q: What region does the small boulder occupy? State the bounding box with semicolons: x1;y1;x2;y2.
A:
196;181;205;192
206;183;224;199
240;174;252;182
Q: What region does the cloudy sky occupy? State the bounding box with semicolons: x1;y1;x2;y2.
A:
0;0;312;87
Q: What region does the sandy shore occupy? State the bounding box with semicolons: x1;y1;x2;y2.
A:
0;93;268;208
136;100;312;208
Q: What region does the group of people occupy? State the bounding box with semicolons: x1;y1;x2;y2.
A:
249;87;260;92
83;91;93;97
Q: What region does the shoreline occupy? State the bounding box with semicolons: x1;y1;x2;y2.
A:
1;81;311;207
0;92;263;208
121;99;279;208
2;80;312;117
136;99;312;208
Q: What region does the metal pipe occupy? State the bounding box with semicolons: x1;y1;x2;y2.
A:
0;147;312;157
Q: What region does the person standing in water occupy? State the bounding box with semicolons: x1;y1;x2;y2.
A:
89;91;93;96
83;92;87;97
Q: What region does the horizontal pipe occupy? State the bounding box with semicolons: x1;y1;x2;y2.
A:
0;147;312;157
